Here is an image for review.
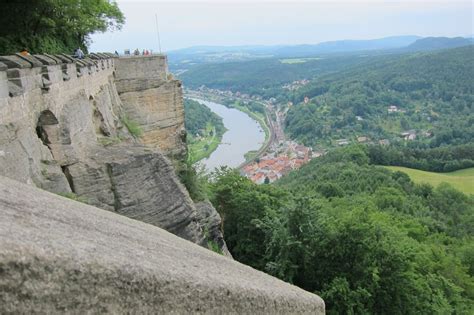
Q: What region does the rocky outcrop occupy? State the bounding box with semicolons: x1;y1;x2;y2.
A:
115;56;187;159
196;200;232;257
0;175;325;313
0;53;226;252
67;144;203;241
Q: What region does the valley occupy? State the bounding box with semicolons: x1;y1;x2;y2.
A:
179;42;474;312
2;1;473;313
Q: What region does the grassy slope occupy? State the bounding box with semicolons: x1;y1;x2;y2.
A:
188;123;224;163
384;166;474;195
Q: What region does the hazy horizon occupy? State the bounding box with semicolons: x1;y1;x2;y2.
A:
89;0;473;53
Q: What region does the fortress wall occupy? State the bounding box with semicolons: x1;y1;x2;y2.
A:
0;53;119;191
115;55;186;158
0;52;227;252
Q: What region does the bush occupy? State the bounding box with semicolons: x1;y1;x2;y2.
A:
121;115;143;138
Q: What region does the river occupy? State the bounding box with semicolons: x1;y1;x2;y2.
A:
191;99;265;171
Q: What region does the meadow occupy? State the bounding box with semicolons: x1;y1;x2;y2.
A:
384;166;474;195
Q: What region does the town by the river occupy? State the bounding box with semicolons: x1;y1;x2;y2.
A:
189;91;317;183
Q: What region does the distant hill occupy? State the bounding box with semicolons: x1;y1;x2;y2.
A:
169;36;474;67
168;36;421;66
273;35;421;57
404;37;473;52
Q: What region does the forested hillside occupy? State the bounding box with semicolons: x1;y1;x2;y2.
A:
285;46;474;148
184;99;225;137
208;146;474;314
180;54;373;98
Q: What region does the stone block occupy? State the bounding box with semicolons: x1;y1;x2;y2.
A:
15;53;43;67
0;55;32;69
34;54;58;65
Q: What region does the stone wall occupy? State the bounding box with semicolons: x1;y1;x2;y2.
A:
115;55;187;158
0;53;228;255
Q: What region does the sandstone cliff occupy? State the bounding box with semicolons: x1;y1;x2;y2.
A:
0;53;228;255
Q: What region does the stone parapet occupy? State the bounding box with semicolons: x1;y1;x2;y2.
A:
115;55;187;158
0;53;116;98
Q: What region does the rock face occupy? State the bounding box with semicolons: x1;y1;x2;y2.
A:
115;56;187;159
0;175;325;313
0;53;226;253
196;200;232;256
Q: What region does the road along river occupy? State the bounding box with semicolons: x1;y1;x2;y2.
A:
191;99;265;171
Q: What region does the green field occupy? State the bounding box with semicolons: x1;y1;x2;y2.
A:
384;166;474;195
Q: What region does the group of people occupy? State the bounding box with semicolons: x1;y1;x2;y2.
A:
123;49;153;56
18;47;152;59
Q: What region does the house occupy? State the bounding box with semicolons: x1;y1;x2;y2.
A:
336;139;349;146
388;105;398;113
379;139;390;146
401;130;416;141
357;136;369;143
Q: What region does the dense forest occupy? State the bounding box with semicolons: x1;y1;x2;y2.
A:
184;99;225;137
0;0;124;54
204;146;474;314
284;46;474;148
180;54;373;98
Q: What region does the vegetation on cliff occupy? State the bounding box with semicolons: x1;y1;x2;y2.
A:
206;146;474;313
0;0;124;54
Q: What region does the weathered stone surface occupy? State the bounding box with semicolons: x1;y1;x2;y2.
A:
196;200;232;257
115;55;168;81
0;55;32;69
66;144;204;243
0;175;325;314
115;56;186;159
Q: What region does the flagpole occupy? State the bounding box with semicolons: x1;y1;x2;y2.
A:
155;14;162;54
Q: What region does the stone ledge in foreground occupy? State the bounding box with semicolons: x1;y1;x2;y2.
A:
0;175;324;314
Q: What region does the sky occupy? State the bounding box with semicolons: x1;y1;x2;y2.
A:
89;0;473;52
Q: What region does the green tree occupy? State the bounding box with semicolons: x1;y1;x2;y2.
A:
0;0;125;54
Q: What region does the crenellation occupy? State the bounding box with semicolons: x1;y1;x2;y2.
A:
0;55;32;69
15;53;43;67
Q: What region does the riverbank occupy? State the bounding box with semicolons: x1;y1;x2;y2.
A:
186;90;272;166
187;97;266;170
187;122;226;164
